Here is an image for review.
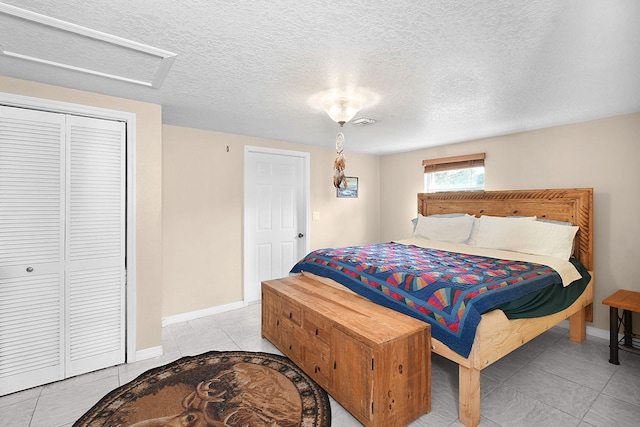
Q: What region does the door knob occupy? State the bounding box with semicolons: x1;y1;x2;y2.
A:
298;233;304;238
26;267;34;273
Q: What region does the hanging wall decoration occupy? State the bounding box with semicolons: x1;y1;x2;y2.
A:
337;177;358;198
333;130;346;189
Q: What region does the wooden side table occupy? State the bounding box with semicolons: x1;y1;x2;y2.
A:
602;290;640;364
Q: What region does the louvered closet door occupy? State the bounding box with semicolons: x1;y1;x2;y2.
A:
0;107;126;395
65;115;125;377
0;106;66;395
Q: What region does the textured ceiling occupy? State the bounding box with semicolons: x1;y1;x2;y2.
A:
0;0;638;154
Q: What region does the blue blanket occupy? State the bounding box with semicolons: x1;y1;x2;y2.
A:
290;242;564;357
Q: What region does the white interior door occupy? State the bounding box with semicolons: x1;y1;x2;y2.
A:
0;106;66;395
244;147;309;303
65;115;126;377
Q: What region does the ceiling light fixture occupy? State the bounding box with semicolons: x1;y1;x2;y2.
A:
322;98;363;189
322;98;363;126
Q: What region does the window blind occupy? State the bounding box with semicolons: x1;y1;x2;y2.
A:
422;153;485;173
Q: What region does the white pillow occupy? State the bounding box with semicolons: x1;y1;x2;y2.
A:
467;215;536;246
413;214;475;244
473;215;578;260
411;213;467;233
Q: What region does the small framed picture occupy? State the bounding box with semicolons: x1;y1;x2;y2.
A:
337;177;358;198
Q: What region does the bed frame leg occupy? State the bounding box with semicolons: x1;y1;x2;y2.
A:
459;365;480;427
569;306;587;343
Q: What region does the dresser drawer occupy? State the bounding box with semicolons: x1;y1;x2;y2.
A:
302;309;331;344
278;319;303;361
302;339;331;388
279;297;301;325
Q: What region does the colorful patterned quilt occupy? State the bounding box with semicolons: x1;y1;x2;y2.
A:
289;242;565;357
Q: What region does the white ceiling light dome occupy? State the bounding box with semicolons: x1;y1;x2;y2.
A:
321;98;363;125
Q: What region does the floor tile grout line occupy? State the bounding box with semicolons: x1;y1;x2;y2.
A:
486;383;583;426
518;346;608;422
26;385;44;427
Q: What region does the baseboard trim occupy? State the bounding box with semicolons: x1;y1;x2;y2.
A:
557;320;610;341
133;302;248;362
161;301;247;327
134;345;163;362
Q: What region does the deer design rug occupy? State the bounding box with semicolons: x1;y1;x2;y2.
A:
74;351;330;427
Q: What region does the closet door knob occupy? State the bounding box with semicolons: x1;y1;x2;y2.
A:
26;267;34;273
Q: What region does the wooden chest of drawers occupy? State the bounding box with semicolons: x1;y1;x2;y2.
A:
262;275;431;427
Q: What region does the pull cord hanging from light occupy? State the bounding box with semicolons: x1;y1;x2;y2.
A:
321;98;362;189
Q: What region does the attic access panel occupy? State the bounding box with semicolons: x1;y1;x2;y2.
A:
0;3;176;88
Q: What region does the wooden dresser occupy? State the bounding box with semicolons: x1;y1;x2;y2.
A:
262;275;431;427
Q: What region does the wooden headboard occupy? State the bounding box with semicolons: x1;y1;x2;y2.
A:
418;188;594;271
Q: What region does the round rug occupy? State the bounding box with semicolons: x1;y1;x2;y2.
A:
74;351;331;427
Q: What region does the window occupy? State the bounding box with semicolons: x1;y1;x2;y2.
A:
423;153;485;193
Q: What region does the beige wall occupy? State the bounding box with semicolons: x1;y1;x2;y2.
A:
380;113;640;332
162;125;380;317
3;74;636;347
0;76;164;351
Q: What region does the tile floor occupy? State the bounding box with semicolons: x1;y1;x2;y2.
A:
1;303;639;427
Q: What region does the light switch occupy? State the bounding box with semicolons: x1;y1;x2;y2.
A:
312;211;320;221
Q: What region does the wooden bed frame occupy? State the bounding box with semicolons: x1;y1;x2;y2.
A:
417;188;594;427
288;188;594;427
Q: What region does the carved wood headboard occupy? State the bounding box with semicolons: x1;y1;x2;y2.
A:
418;188;594;271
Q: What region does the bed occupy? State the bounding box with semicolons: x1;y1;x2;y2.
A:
287;188;594;427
